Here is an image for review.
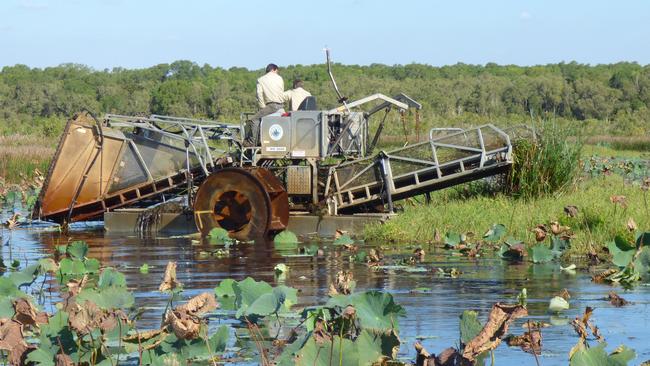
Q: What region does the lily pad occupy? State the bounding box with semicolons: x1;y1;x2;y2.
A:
67;241;89;260
327;291;405;333
333;234;354;246
444;232;461;247
25;349;56;366
214;278;237;298
208;227;233;245
58;258;86;275
609;243;635;267
98;267;127;288
356;329;400;364
9;263;40;287
274;230;299;245
237;285;296;319
570;343;635;366
296;335;359;366
528;244;555;263
483;224;506;242
77;286;135;310
0;297;15;318
0;277;26;298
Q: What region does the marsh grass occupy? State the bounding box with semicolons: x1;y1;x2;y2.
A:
0;135;54;184
365;175;649;256
506;123;583;199
585;135;650;152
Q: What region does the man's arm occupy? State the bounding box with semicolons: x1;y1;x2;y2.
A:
256;81;265;108
281;89;292;103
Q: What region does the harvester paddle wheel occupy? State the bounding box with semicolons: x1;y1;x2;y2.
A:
193;168;289;240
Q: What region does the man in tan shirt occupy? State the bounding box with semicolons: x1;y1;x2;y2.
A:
246;63;285;146
282;79;312;111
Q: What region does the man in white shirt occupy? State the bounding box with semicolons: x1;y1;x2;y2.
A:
246;63;285;146
282;79;312;111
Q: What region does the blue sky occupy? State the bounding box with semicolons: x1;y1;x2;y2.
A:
1;0;648;70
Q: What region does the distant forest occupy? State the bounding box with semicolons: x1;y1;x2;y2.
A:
1;60;649;137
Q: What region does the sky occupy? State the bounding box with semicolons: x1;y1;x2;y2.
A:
1;0;649;70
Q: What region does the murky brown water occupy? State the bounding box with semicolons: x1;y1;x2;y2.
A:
3;220;650;365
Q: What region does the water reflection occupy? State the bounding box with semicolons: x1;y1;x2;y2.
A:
2;225;650;364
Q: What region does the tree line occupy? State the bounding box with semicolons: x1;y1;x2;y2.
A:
1;60;649;138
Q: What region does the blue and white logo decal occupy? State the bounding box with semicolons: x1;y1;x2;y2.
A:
269;124;283;141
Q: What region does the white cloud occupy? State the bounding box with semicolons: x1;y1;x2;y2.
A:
520;11;532;20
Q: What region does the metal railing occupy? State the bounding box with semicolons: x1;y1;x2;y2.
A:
325;124;513;210
105;114;242;176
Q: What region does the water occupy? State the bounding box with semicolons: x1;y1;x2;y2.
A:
2;223;650;365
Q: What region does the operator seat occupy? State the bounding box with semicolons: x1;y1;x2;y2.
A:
298;96;317;111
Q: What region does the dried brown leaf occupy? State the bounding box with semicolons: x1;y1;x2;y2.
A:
0;318;32;366
176;292;218;317
555;288;571;301
592;268;617;283
610;195;628;208
342;306;356;320
642;177;650;191
55;353;74;366
367;248;382;266
164;310;201;340
329;271;354;296
66;276;88;297
550;221;570;235
312;319;331;344
461;303;528;362
506;328;542;355
533;225;547;242
5;213;20;229
343;244;358;252
13;298;48;327
413;248;426;262
627;217;638;232
159;261;181;292
564;205;579;217
415;342;461;366
607;291;629;307
571;306;598;343
68;302;94;334
433;229;442;243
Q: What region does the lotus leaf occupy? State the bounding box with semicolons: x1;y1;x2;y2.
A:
484;224;506;242
528;244;554;263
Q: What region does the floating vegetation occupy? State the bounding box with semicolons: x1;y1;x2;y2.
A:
273;230;299;247
585;156;650;183
568;307;636;366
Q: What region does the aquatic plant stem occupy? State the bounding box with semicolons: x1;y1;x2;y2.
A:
136;329;143;366
339;318;345;366
643;190;650;221
202;327;218;366
528;319;541;366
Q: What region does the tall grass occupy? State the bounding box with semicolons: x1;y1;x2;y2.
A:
506;123;583;199
365;175;649;256
0;135;54;184
584;135;650;152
